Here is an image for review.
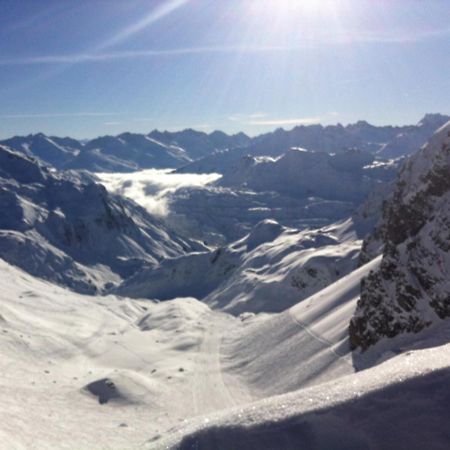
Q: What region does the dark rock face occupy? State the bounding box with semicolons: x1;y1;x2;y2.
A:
350;121;450;350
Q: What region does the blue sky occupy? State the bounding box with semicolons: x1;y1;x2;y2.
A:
0;0;449;138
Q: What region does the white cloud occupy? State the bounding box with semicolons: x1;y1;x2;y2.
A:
1;24;449;67
0;112;122;119
97;168;221;217
245;117;322;126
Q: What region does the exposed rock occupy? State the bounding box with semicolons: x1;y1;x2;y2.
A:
350;120;450;350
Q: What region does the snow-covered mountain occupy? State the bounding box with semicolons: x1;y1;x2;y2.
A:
377;113;450;159
162;149;399;244
115;219;361;314
217;148;391;203
350;120;450;350
2;114;447;173
0;144;197;293
231;113;449;158
148;128;250;160
0;129;250;172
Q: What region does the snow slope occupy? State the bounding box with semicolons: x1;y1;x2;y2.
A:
0;253;373;449
221;255;381;398
0;259;248;449
3;249;449;450
161;340;450;450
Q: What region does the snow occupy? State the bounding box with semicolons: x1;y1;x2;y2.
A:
0;259;249;449
115;219;362;314
159;340;450;450
0;252;382;449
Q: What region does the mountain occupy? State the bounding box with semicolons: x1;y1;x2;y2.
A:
114;219;361;314
249;114;450;158
1;133;82;168
217;148;389;203
148;128;250;160
0;144;197;293
2;114;447;173
2;121;450;449
377;113;450;159
0;129;250;173
165;149;399;244
350;120;450;350
177;114;449;176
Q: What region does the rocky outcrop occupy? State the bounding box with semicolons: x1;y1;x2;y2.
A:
350;120;450;350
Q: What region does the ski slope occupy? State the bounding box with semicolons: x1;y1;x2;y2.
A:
0;252;383;449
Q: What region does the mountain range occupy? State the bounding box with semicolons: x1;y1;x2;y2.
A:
1;113;448;173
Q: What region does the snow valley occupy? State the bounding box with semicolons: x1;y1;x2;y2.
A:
1;115;450;450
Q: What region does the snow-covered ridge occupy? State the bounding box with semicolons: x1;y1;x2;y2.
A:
0;129;250;173
0;145;196;293
114;219;361;314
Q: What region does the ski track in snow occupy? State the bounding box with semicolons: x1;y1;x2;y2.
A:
288;311;352;363
191;311;238;414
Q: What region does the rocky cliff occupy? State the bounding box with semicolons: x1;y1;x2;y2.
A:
350;120;450;350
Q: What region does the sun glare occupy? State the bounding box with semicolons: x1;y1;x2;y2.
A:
256;0;332;15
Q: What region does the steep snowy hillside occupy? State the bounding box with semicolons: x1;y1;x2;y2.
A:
164;150;398;244
115;219;361;314
350;120;450;350
0;145;195;293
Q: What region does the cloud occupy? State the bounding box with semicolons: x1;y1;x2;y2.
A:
1;23;450;67
98;0;189;51
0;45;293;66
0;112;122;119
97;168;221;217
232;116;322;127
132;117;154;123
228;112;267;122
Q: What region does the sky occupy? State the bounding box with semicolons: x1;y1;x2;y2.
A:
0;0;449;139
